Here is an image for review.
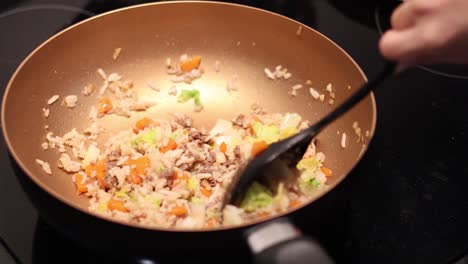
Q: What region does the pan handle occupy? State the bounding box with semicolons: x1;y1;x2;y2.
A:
245;217;334;264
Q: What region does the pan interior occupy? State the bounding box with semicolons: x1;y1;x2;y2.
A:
2;2;374;231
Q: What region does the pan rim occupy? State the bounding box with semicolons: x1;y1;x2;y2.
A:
1;0;377;233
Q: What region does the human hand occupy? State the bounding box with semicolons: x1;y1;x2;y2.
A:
379;0;468;68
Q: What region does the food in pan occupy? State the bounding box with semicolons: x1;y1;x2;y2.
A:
38;54;333;229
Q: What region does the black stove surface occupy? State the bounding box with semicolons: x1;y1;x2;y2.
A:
2;0;468;263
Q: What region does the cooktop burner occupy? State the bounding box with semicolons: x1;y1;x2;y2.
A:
0;3;94;88
374;1;468;79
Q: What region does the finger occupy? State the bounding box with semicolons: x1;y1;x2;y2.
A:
391;1;417;30
379;28;429;65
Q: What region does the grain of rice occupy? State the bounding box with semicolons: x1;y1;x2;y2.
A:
179;54;188;62
330;92;336;99
99;80;109;95
82;84;94;96
113;48;122;60
147;82;160;92
326;83;333;93
296;25;303;36
107;73;122;82
328;99;335;105
166;58;172;67
341;133;347;148
41;142;49;150
264;68;275;80
365;130;370;137
226;75;239;92
36;159;52;174
306;80;312;85
97;68;107;80
168;85;177;96
284;72;292;79
309;88;320;99
292;84;302;90
44;125;49;130
64;95;78;108
89;106;98;120
47;95;59;105
319;94;325;102
42;108;50;118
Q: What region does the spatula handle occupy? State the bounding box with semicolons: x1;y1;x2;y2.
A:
246;217;334;264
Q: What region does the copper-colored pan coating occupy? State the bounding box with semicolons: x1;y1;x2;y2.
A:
1;1;375;232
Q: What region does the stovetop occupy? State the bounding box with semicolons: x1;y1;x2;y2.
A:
2;0;468;263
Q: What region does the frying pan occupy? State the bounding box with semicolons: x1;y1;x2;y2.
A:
1;1;377;263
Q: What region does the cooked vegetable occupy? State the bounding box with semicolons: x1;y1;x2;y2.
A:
74;173;88;194
297;157;319;172
173;171;188;183
240;181;273;212
251;140;268;156
201;187;212;197
279;127;298;139
98;98;113;115
299;171;321;194
133;117;158;133
289;199;301;209
321;166;333;177
170;206;188;217
187;177;200;192
108;199;129;212
279;113;302;130
180;56;202;72
252;122;280;144
190;197;203;204
131;128;159;148
219;142;227;153
85;159;107;188
159;138;178;153
125;156;150;185
177;89;203;108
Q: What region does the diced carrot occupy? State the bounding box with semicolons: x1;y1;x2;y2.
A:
133;117;158;133
251;141;268;156
128;174;142;185
289;199;301;209
85;159;107;189
98;98;113;115
172;171;188;185
170;206;187;217
205;218;218;228
172;171;180;181
201;187;212;197
248;124;254;135
74;174;88;194
320;166;333;177
108;199;129;212
180;56;202;72
125;156;151;185
219;142;227;154
159;138;178;153
257;211;270;219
